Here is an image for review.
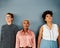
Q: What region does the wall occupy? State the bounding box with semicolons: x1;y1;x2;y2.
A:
0;0;60;46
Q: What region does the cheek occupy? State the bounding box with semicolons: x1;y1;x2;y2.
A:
6;18;9;21
50;17;52;20
48;17;52;21
6;18;11;20
27;24;29;26
23;24;27;27
23;24;29;27
23;24;25;27
45;17;50;21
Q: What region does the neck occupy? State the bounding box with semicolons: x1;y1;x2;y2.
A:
7;22;12;25
46;22;52;29
23;28;28;32
47;22;52;25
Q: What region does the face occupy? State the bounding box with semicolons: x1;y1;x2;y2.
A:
23;20;30;29
45;14;52;23
5;14;13;24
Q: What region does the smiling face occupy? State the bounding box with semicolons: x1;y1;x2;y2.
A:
5;14;13;24
45;14;52;23
23;20;30;29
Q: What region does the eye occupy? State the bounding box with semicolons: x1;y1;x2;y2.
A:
24;23;26;24
46;16;48;17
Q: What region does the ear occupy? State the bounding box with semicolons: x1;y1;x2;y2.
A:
45;18;46;22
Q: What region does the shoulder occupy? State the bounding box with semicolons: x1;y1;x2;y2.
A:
12;24;19;30
53;23;58;25
39;24;46;34
53;23;58;28
16;30;23;35
42;24;46;27
12;24;18;28
28;30;35;36
39;24;46;30
1;24;7;29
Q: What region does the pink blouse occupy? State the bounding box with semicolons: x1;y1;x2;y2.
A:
15;30;36;48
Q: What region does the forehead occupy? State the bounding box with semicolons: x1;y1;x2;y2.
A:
46;14;52;16
23;20;29;23
6;14;11;17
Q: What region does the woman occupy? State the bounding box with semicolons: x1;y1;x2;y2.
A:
37;10;60;48
15;19;36;48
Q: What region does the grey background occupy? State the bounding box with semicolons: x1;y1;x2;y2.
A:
0;0;60;47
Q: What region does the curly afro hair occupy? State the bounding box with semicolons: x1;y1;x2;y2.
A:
42;10;53;23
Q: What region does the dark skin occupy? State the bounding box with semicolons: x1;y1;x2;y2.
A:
58;27;60;48
37;14;60;48
22;20;30;33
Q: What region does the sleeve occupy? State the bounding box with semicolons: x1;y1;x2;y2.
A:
15;26;19;34
15;32;20;48
32;32;36;48
1;26;4;41
0;26;4;48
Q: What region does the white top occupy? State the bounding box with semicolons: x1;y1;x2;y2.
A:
42;24;59;41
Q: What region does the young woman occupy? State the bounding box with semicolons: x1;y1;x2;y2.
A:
37;10;60;48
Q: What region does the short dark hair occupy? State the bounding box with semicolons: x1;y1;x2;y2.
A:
6;13;14;18
42;10;53;23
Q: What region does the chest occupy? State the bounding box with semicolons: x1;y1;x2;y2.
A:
43;26;59;37
19;34;33;41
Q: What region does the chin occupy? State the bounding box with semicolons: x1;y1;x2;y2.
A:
24;27;28;29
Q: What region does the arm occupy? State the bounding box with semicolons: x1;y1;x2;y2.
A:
1;26;3;47
58;27;60;48
37;26;43;48
15;26;19;34
15;32;20;48
32;33;36;48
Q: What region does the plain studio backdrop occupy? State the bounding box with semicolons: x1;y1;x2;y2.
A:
0;0;60;47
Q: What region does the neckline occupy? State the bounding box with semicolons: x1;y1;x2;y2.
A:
22;29;29;34
46;24;53;30
7;24;13;26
